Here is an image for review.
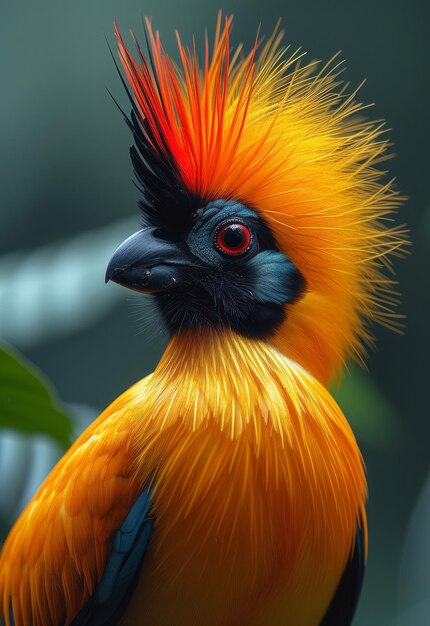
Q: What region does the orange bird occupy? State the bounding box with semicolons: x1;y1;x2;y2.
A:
0;13;406;626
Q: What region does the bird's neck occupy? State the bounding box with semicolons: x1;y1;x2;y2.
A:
151;329;340;442
152;329;291;438
157;328;286;382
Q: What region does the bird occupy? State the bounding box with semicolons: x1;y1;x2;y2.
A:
0;12;407;626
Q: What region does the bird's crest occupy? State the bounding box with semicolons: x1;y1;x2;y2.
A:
115;13;407;383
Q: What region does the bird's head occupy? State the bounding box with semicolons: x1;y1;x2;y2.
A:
106;14;407;384
106;198;305;340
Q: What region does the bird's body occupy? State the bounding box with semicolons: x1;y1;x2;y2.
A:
0;332;365;626
118;332;366;626
0;12;405;626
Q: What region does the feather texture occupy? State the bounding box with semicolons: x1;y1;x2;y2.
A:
0;396;144;626
320;519;366;625
71;487;153;626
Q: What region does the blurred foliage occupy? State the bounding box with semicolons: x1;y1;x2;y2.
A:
332;368;399;448
0;345;73;449
0;219;134;348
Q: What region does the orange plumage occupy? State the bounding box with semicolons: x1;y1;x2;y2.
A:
0;399;141;625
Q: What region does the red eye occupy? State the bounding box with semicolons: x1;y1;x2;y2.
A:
215;222;252;256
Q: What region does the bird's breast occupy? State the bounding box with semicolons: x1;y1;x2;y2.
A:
120;330;366;625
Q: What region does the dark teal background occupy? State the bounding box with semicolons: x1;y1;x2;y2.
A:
0;1;429;624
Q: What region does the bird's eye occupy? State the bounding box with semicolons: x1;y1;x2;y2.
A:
214;221;252;256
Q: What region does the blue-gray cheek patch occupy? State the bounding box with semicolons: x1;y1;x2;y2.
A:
248;251;302;305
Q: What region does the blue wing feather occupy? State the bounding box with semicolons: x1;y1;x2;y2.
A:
71;486;153;626
320;521;366;626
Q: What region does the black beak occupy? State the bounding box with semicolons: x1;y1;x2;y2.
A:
105;227;191;293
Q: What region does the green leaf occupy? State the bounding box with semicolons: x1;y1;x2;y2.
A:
332;368;399;447
0;345;73;449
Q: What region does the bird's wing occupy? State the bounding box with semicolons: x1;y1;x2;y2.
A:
319;518;366;626
70;487;153;626
0;397;153;626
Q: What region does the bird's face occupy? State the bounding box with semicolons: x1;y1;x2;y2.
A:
106;199;305;338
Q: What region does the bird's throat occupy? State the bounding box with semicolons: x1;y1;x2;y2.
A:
150;329;361;450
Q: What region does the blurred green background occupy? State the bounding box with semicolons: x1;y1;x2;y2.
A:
0;1;428;624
